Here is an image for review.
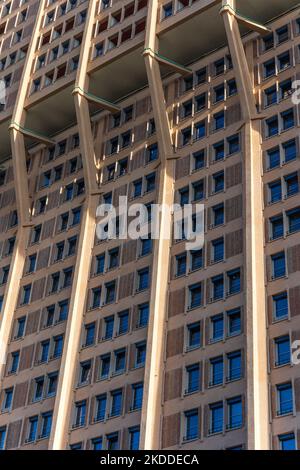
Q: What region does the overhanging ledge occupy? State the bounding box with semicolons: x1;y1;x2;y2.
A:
220;4;272;34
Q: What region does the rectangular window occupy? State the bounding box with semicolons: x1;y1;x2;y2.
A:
213;204;224;226
184;409;199;441
189;282;201;308
118;310;129;335
193;150;205;170
79;361;91;385
10;351;20;373
213;141;225;161
212;238;224;262
227;351;242;381
267;147;280;169
84;322;95;347
210;402;223;434
269;180;282;203
95;394;106;422
138;268;149;291
114;348;126;373
106;432;119;450
287;208;300;234
285;172;299;197
273;293;288;321
227;397;243;430
194;121;206;140
283;139;297;163
187;322;201;349
277;383;293;416
132;383;143;410
227;308;241;336
0;427;6;449
40;411;52;438
212;275;224;301
272;252;286;279
100;354;110;379
281;109;294;131
105;281;116;304
264;85;277;107
27;417;38;443
268;113;280;136
135;342;146;367
191;250;202;271
275;336;290;366
2;388;13;412
53;335;63;358
104;316;114;340
270;215;284;240
227;269;241;295
138;303;149;328
129;426;140;450
40;340;50;363
186;364;200;394
110;389;123;417
210;356;223;386
211;314;224;342
74;401;86;428
279;433;296;451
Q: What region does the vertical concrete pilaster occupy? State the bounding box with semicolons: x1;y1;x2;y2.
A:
221;0;269;450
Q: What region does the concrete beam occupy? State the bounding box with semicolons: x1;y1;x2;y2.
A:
72;87;121;114
221;0;269;450
9;122;56;147
220;4;271;35
143;48;192;76
49;0;101;449
140;0;176;450
0;1;47;383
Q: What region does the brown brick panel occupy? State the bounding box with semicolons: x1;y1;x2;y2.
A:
12;381;29;410
131;305;139;330
124;383;132;413
267;295;273;326
122;240;137;264
19;344;34;372
5;419;22;450
0;188;16;209
47;189;60;211
6;16;17;31
31;277;46;303
164;367;182;401
166;326;184;358
25;309;41;335
289;286;300;317
175;155;190;180
12;66;23;85
225;103;241;126
287;244;300;274
168;288;185;318
41;218;55;240
134;122;147;143
130;149;145;171
294;378;300;413
36;247;51;271
135;96;150;117
225;229;243;258
162;412;181;448
226;162;242;189
118;272;134;300
225;194;242;223
113;184;128;207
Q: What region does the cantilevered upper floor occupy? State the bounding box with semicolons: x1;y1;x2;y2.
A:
0;0;299;162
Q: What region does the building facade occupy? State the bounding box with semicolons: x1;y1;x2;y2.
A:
0;0;299;451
